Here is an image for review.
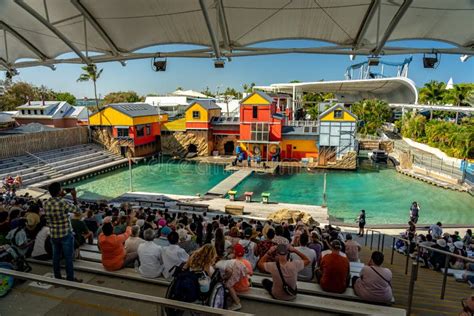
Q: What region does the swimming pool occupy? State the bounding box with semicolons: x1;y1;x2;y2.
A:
234;159;474;225
74;158;232;200
74;158;473;225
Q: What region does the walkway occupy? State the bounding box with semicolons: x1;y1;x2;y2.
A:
206;169;253;196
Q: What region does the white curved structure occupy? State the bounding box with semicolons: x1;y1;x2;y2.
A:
255;77;419;105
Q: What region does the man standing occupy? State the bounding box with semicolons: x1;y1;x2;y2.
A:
429;222;443;239
258;244;309;301
43;182;81;282
410;202;420;224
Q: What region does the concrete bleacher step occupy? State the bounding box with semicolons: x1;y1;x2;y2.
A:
28;258;404;316
42;149;104;165
47;151;108;168
55;157;115;174
22;174;50;185
35;145;94;161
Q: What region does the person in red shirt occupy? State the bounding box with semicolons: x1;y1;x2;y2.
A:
316;240;350;293
99;220;137;271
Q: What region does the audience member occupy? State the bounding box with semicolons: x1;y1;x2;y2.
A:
99;221;136;271
162;231;189;280
345;233;361;262
125;225;145;254
316;240;350;293
291;232;316;281
137;228;164;278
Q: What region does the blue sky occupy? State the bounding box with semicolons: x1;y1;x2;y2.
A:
6;40;474;98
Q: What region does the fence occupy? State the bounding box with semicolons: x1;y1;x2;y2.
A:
364;229;474;315
0;268;253;316
0;126;89;159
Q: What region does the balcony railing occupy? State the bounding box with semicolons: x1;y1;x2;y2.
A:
286;120;319;127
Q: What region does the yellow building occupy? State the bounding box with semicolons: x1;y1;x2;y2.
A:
185;100;221;130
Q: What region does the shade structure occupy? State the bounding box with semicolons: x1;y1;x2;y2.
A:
0;0;473;69
255;77;418;104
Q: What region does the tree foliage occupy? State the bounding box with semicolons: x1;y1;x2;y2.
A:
0;82;75;111
401;112;474;159
102;91;143;105
200;86;215;97
418;80;474;107
351;99;392;135
77;64;103;111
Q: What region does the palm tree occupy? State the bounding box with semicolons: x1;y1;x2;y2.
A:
77;64;103;112
419;81;446;105
444;84;470;106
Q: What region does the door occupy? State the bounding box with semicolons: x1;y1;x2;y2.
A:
286;144;292;160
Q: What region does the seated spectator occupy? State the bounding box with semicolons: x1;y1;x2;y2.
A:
463;229;473;248
307;231;323;263
345;233;361;262
99;222;136;271
216;244;253;311
450;241;467;270
316;240;350;293
25;203;41;238
6;218;33;258
84;210;99;240
162;231;190;280
31;216;52;261
125;225;144;254
429;238;449;271
137;228;164;278
255;227;276;260
353;251;393;303
273;225;289;245
71;211;93;248
113;215;127;235
0;211;9;246
460;295;474;316
178;228;198;254
185;244;217;279
259;244;309;301
238;227;258;269
154;226;171;247
429;222;443;239
213;227;231;259
291;233;317;281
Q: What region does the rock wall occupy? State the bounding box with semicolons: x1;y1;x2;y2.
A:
214;135;239;155
380;140;394;153
92;128;122;156
328;151;357;170
161;131;211;157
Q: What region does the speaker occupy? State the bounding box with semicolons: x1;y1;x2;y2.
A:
214;60;225;68
367;56;380;66
153;59;167;71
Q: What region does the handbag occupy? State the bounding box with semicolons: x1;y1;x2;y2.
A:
276;261;297;296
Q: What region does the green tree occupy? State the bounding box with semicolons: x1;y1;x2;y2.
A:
444;83;473;106
77;64;103;111
223;87;241;98
419;81;446;105
102;91;142;105
200;86;215;97
242;83;255;93
0;82;37;111
55;92;76;105
352;99;392;135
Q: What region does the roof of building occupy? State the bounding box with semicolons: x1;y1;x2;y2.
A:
172;90;209;98
3;1;472;68
241;91;274;105
186;100;221;111
0;123;59;136
319;104;357;120
17;101;61;110
108;103;159;118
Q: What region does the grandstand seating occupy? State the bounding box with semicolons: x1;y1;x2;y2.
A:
0;144;125;186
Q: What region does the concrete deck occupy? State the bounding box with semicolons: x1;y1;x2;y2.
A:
114;191;329;223
207;169;254;196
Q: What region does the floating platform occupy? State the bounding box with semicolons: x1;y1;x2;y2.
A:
206;169;253;196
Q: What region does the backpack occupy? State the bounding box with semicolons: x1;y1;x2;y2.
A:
164;265;202;316
0;262;15;297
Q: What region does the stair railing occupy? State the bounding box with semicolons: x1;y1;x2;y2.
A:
24;150;50;167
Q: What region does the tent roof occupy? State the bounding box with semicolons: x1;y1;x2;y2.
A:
0;0;472;70
255;77;418;104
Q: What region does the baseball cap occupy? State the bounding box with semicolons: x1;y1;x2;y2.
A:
276;244;289;256
234;244;245;257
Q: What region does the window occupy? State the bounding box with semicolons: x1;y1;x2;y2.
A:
192;111;200;119
136;125;145;137
334;110;343;119
252;106;258;119
117;128;129;138
251;122;269;141
146;124;151;135
33;110;37;115
21;110;25;115
27;110;31;115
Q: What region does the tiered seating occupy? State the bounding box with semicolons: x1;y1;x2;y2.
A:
0;144;124;186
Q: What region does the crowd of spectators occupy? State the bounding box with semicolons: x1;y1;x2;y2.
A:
1;184;472;311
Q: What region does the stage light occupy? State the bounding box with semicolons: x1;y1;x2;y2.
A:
367;56;380;66
214;59;225;68
423;53;439;68
152;58;167;71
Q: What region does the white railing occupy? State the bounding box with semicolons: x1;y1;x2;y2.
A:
286;120;319;127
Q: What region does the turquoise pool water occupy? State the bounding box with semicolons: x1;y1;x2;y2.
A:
234;160;474;225
74;159;232;200
74;158;473;225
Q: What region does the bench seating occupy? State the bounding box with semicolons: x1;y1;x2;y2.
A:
134;200;166;208
176;202;209;211
27;258;404;315
225;205;244;215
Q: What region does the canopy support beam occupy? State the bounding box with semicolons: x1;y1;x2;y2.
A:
217;0;231;50
199;0;221;59
0;57;11;70
71;0;122;56
353;0;380;50
372;0;413;56
0;21;50;60
15;0;90;64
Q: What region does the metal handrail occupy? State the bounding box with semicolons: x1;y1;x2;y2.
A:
0;268;253;316
24;150;50;167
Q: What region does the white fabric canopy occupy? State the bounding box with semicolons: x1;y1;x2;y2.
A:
255;77;418;104
0;0;473;69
